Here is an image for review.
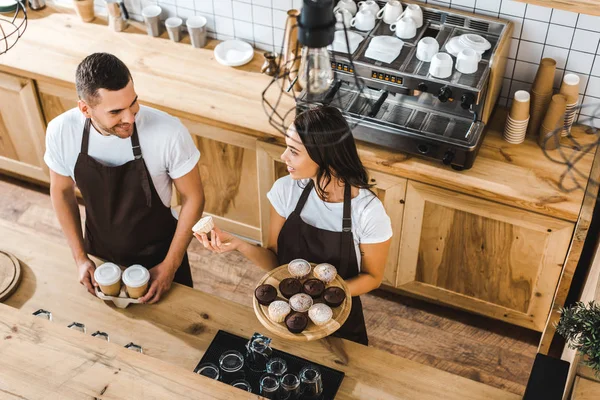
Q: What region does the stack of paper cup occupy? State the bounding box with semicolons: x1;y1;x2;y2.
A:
504;90;530;144
538;94;567;151
559;73;580;137
528;58;556;138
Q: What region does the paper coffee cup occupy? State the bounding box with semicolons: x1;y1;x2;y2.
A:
559;73;580;105
542;94;567;132
122;264;150;299
532;58;556;94
509;90;530;121
94;262;122;296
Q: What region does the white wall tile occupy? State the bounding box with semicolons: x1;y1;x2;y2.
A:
571;29;600;54
215;16;235;36
253;5;272;26
292;0;302;9
497;97;508;107
216;33;235;41
214;0;233;17
176;0;193;9
592;56;600;77
160;3;177;17
237;0;251;3
513;60;538;83
499;14;523;39
233;1;253;22
254;24;273;45
543;45;569;69
452;5;473;12
567;51;595;74
504;59;515;78
550;9;578;27
580;96;600;117
194;0;212;13
501;78;511;97
255;42;275;52
587;76;600;98
577;15;600;33
517;41;543;64
509;80;532;99
272;8;287;29
508;38;519;58
177;7;195;19
474;0;500;13
272;0;292;11
234;19;254;41
452;0;475;7
499;0;526;17
273;27;285;49
545;25;574;49
525;4;552;22
253;0;271;7
521;19;548;43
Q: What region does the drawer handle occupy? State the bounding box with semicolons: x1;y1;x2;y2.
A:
92;331;110;342
32;309;52;321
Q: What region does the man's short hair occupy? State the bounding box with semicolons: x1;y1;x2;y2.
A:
76;53;132;105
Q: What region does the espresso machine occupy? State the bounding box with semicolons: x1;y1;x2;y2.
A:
297;2;512;170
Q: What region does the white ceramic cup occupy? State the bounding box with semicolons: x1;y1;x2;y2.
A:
390;16;417;39
416;37;439;62
397;4;423;28
335;8;353;29
141;5;162;37
358;0;380;16
429;52;453;78
165;17;183;42
376;0;402;24
334;0;358;16
456;48;479;74
351;9;376;31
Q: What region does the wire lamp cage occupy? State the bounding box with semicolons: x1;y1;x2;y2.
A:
0;0;27;55
261;0;376;148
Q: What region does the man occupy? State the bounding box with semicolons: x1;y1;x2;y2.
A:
45;53;204;304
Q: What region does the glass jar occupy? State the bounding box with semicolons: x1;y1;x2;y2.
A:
218;350;245;383
300;365;323;398
279;373;301;400
195;362;220;381
259;373;280;399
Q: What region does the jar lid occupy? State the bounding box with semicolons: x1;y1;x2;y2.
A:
94;263;122;286
122;264;150;288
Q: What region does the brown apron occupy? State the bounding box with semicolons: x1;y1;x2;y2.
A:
74;119;193;287
277;180;369;345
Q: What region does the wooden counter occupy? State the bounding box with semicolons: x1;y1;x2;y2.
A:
0;5;596;222
0;218;519;400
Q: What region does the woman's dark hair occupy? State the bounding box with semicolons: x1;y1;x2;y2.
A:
76;53;132;105
293;106;373;199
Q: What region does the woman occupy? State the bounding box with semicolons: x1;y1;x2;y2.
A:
195;106;392;345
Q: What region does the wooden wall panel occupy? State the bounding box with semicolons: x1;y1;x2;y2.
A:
38;92;77;125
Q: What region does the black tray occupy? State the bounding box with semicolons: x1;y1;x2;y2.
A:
194;330;345;399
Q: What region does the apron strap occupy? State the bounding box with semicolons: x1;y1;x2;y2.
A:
340;183;352;275
81;119;92;154
131;124;143;160
293;180;315;215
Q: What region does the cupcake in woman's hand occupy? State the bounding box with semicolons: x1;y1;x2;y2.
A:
255;284;277;306
288;259;312;279
289;293;313;313
314;263;337;283
268;300;291;323
308;303;333;326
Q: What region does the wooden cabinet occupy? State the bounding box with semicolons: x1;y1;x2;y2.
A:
0;72;49;183
256;140;407;286
396;181;574;331
515;1;600;17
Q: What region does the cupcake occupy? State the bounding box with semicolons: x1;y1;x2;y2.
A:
268;300;291;323
308;303;333;326
288;259;311;279
303;279;325;299
314;263;337;283
323;286;345;308
255;284;277;306
285;312;309;334
192;216;215;237
279;278;302;299
289;293;313;313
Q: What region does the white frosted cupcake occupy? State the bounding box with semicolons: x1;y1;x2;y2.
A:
308;303;333;326
289;293;313;313
192;216;214;235
288;259;312;279
314;263;337;283
268;300;291;323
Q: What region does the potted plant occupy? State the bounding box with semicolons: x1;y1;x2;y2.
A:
556;301;600;378
73;0;95;23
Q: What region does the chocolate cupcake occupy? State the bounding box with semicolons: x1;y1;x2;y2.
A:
285;312;308;334
255;284;277;306
303;278;325;299
279;278;302;299
323;286;345;308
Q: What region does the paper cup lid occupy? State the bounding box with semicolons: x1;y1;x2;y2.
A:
187;15;207;29
142;5;162;18
165;17;183;27
122;264;150;288
94;263;122;286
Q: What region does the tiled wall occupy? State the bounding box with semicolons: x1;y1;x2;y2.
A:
58;0;600;125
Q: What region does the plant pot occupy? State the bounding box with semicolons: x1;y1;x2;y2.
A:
73;0;95;23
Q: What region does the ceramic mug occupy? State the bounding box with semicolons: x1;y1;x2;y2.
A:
358;0;380;16
456;48;480;74
334;0;358;16
390;16;417;39
376;0;402;24
351;8;376;31
396;4;423;28
429;52;453;78
416;36;439;62
335;8;353;29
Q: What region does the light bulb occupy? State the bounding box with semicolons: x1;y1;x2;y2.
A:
298;46;334;94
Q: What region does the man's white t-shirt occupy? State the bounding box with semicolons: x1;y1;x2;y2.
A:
267;175;393;270
44;105;200;207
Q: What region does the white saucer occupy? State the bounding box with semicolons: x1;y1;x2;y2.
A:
214;40;254;67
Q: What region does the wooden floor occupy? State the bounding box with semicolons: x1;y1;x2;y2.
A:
0;175;539;396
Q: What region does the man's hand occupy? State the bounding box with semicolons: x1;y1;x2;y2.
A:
77;257;97;295
138;261;177;304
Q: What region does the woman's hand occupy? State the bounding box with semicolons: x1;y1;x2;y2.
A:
194;226;239;253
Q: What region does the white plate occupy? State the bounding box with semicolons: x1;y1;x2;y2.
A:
460;34;491;51
369;35;404;53
365;47;401;63
330;31;364;53
214;40;255;67
445;37;485;57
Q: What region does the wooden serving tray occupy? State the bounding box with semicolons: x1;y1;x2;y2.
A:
0;250;22;302
253;264;351;341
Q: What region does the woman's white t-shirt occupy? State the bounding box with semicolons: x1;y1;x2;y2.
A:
267;175;393;270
